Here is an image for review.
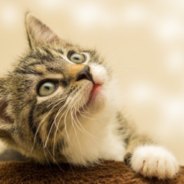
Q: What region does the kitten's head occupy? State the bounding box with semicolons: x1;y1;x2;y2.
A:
0;14;112;163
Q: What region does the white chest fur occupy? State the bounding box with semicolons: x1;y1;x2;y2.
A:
63;110;126;166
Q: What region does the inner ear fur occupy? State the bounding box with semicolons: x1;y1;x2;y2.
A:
25;13;61;49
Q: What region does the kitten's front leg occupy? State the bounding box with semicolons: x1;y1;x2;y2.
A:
124;134;179;179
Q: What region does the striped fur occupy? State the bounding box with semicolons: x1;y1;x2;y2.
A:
0;14;179;179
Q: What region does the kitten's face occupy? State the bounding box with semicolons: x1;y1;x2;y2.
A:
0;14;111;163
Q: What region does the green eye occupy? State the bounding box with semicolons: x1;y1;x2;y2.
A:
69;53;85;64
38;82;57;96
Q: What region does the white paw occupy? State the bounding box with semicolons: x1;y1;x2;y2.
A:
131;145;179;179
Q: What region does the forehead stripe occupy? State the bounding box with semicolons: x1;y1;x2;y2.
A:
15;68;43;76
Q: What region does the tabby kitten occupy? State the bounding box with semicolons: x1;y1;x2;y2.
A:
0;14;179;179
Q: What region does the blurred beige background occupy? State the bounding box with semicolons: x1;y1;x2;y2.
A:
0;0;184;164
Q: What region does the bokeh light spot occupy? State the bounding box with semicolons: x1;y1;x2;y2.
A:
73;2;105;26
166;51;184;72
0;4;20;27
39;0;62;8
162;99;184;120
155;18;183;41
130;83;155;103
122;5;148;24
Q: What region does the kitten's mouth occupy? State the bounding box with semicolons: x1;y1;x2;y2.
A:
77;83;102;115
89;84;102;101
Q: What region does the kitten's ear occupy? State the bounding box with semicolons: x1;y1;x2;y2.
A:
0;79;14;138
25;13;61;49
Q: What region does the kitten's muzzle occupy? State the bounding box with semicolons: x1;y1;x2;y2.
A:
76;66;94;84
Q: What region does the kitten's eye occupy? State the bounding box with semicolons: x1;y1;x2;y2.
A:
38;82;57;96
69;53;85;64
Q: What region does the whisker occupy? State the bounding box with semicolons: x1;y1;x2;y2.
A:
52;104;71;157
52;92;86;156
70;108;82;153
43;147;52;169
46;147;64;173
55;104;71;142
62;153;74;174
31;98;66;154
78;108;97;121
44;102;68;148
73;106;99;141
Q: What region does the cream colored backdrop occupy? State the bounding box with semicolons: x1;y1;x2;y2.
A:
0;0;184;164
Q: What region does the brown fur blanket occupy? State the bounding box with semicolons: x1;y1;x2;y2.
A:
0;160;183;184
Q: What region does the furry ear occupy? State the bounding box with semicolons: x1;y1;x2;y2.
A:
25;13;61;49
0;79;14;139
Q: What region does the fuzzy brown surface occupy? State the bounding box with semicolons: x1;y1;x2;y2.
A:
0;161;183;184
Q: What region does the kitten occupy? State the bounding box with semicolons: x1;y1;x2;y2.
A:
0;14;179;179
